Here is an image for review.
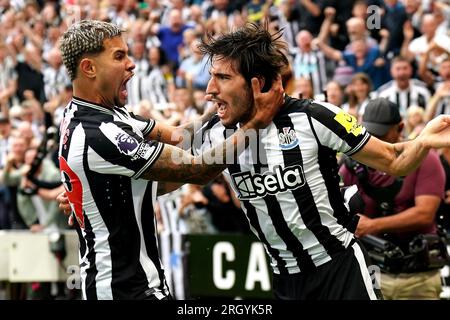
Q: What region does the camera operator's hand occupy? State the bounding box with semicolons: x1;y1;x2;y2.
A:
355;214;376;238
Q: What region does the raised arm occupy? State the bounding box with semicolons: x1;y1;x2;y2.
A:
351;115;450;176
300;0;322;17
314;38;343;61
142;77;284;184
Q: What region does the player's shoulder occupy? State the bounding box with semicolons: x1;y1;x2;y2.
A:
275;96;346;123
275;95;313;118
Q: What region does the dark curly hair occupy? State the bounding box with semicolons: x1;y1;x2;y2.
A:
199;22;289;92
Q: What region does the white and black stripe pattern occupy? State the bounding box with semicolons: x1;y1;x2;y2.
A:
194;97;370;274
377;79;431;116
436;96;450;117
142;67;170;107
43;66;70;100
59;97;168;300
292;49;327;96
433;82;450;117
126;59;149;108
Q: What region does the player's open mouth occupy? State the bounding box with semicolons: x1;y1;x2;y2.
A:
216;101;227;118
120;83;128;98
120;75;133;99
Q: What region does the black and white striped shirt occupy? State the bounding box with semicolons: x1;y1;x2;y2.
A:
292;49;327;96
58;97;168;300
194;97;371;274
432;82;450;118
142;66;170;108
43;65;70;100
377;79;431;117
126;59;150;108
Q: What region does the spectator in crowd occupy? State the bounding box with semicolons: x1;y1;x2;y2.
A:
377;56;430;117
0;43;18;112
125;40;149;109
15;44;46;104
404;105;426;140
16;147;66;232
405;13;450;67
315;37;390;90
418;33;450;88
204;0;235;20
342;72;373;120
381;0;408;57
176;38;210;91
0;116;12;229
425;57;450;122
0;116;12;169
403;0;424;31
270;0;302;50
323;80;344;107
181;175;250;234
2;135;28;230
43;47;69;103
292;30;327;96
142;46;175;110
152;8;191;70
294;76;315;99
345;17;379;52
297;0;326;37
178;28;197;61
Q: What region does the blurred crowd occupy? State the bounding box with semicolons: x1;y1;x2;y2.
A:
0;0;449;299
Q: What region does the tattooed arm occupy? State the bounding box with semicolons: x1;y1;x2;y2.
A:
142;77;285;184
352;115;450;176
146;102;217;148
157;181;185;196
142;125;253;184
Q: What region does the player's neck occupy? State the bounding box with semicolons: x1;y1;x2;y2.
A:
72;80;114;109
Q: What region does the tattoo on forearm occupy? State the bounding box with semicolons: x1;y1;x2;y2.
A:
156;129;162;142
144;146;226;184
394;144;404;159
143;127;249;185
181;108;216;140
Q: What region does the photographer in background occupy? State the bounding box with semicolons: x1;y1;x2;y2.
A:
339;98;446;300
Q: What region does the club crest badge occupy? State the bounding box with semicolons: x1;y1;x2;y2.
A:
278;127;299;150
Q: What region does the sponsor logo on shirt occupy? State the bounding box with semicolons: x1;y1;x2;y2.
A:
132;143;155;161
334;111;363;136
278;127;299;150
231;165;305;199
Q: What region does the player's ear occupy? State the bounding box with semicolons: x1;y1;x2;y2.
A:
79;58;96;79
257;76;265;91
